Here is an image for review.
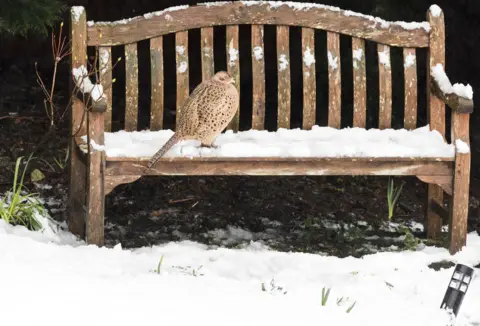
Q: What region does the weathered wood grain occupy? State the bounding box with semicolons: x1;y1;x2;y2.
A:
327;32;341;128
449;113;471;254
251;24;266;130
378;44;392;129
105;175;141;195
403;48;417;129
277;25;291;129
426;8;446;240
105;157;454;177
431;78;474;114
150;36;164;130
417;175;452;196
302;28;316;130
352;37;366;128
68;7;88;238
176;31;189;127
201;27;215;81
226;25;240;131
87;3;429;48
99;46;112;131
125;43;138;131
86;112;105;246
108;156;454;163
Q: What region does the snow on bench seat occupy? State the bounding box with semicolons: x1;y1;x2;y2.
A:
80;125;454;159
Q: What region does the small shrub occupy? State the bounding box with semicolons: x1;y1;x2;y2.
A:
387;177;404;220
324;288;357;313
0;156;43;230
346;301;356;313
321;286;331;306
399;224;419;250
151;255;164;275
173;265;204;277
261;278;287;295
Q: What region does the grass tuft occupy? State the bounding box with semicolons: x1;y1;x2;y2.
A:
0;155;44;231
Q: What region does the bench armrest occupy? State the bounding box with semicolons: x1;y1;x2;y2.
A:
74;91;108;113
72;65;108;113
430;68;474;114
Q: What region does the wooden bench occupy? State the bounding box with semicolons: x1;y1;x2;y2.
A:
68;2;473;254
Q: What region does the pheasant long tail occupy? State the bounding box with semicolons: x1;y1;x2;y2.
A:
147;133;182;168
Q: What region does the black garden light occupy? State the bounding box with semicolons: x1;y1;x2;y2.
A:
440;264;475;316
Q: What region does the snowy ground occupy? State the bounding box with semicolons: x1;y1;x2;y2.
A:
1;215;480;326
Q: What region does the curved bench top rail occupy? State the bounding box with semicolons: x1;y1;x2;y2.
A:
83;1;431;48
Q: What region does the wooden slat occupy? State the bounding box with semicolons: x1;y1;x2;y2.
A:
125;43;138;131
70;7;87;137
87;3;429;48
175;31;189;127
68;7;88;238
251;24;266;130
327;32;341;128
105;157;454;177
226;25;240;131
86;111;105;246
277;25;291;129
426;8;446;240
428;11;446;138
403;48;417;129
99;47;112;131
378;44;392;129
201;27;215;81
302;28;316;130
106;155;454;163
427;183;444;238
449;113;471;254
150;36;164;130
352;37;366;128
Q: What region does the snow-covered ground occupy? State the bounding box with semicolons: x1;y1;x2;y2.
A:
81;125;455;158
1;216;480;326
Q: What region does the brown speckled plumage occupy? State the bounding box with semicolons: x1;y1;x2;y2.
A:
148;71;239;168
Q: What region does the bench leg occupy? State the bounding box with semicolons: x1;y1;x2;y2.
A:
448;153;470;255
426;184;443;239
67;146;86;239
86;111;106;246
86;150;105;246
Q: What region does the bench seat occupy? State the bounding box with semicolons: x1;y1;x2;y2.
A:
75;126;456;196
78;125;455;160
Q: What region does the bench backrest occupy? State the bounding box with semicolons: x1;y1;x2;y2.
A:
70;2;446;139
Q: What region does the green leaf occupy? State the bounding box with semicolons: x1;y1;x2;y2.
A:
31;169;45;183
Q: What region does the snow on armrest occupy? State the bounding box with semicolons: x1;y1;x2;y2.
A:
431;64;474;114
72;65;108;113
